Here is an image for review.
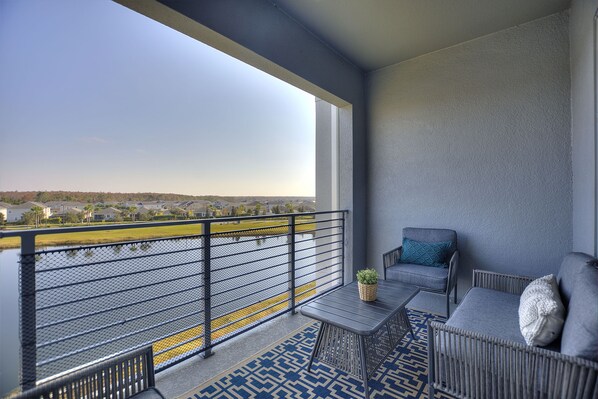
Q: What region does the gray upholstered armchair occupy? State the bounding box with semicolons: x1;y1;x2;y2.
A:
383;227;459;318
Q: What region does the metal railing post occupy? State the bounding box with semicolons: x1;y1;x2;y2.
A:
288;215;296;313
341;212;346;286
20;233;37;390
202;221;213;358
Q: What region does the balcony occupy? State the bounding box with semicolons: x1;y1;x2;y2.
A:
3;0;598;397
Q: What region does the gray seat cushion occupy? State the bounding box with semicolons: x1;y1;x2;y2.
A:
560;261;598;362
386;263;448;291
446;287;526;345
556;252;596;306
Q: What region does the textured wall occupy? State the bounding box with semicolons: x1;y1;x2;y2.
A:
366;13;572;292
570;0;598;256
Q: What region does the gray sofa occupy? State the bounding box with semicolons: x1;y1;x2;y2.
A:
427;252;598;399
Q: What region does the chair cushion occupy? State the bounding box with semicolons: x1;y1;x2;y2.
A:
556;252;596;306
560;262;598;362
386;263;448;291
446;287;526;345
399;238;453;267
403;227;457;247
518;274;565;346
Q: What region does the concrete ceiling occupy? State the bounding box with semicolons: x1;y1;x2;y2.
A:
270;0;571;72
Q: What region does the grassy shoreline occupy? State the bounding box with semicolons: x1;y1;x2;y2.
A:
0;219;316;249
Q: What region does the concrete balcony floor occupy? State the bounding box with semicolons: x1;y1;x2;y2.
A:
155;291;458;398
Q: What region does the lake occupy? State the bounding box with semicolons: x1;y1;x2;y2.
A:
0;233;341;396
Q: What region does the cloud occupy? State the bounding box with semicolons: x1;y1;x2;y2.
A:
78;136;109;144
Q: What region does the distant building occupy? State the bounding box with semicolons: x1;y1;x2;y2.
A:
53;207;91;220
93;207;121;221
0;202;9;222
5;201;51;223
46;201;88;215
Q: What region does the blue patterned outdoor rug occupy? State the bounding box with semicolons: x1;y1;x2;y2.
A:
182;309;450;399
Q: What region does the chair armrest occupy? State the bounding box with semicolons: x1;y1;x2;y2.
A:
427;321;598;398
446;250;459;291
383;246;402;268
472;269;534;295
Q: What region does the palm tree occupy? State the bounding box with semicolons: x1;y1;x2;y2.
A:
128;206;137;222
31;206;45;227
83;204;95;224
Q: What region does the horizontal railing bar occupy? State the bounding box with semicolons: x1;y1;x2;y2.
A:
36;259;202;292
212;260;290;286
37;307;206;367
210;252;289;273
150;322;207;360
33;235;204;256
211;224;290;238
37;285;204;330
294;217;344;226
212;268;290;296
36;247;204;273
204;306;292;352
210;241;290;260
155;346;205;372
37;295;204;349
210;230;290;246
288;225;342;238
211;296;289;334
211;283;289;312
154;330;205;357
37;272;204;311
294;239;342;254
295;261;342;278
296;265;343;286
295;247;342;263
295;254;341;271
295;231;342;244
295;277;343;302
297;275;343;292
1;210;348;238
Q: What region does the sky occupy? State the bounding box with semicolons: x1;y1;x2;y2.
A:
0;0;316;197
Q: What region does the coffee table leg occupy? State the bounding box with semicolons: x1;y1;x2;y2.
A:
358;335;370;399
307;322;325;373
400;308;417;340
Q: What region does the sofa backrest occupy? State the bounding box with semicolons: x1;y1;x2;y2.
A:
559;255;598;362
556;252;596;306
402;228;457;250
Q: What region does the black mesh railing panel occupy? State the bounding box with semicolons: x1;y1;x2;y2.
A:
13;211;346;388
209;219;291;344
294;216;344;306
28;236;205;381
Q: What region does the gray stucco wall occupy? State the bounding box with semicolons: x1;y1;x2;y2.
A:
570;0;598;256
366;13;572;292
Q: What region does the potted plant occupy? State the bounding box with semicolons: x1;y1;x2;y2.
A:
356;268;379;301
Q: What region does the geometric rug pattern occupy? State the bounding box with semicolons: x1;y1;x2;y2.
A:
183;310;453;399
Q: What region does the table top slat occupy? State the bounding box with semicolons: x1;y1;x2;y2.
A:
300;280;419;335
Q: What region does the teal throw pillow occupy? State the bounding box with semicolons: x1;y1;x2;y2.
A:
400;238;453;267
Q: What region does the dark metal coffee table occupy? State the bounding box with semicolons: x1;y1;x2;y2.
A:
301;280;419;399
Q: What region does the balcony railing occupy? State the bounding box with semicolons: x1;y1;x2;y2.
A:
0;210;347;390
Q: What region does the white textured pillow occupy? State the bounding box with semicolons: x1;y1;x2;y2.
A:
518;274;565;346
